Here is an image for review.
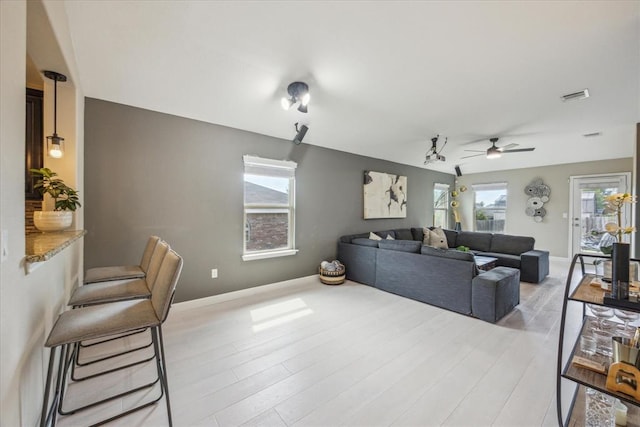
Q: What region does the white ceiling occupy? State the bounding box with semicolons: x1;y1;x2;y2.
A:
63;1;640;175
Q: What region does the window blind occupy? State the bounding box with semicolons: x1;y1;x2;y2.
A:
243;155;297;178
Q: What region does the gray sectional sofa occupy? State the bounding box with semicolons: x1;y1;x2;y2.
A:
337;228;549;323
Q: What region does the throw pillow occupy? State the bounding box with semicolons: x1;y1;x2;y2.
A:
422;227;431;245
386;234;395;240
369;232;382;241
427;228;448;249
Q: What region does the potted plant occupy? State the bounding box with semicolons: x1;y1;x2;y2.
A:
30;167;81;231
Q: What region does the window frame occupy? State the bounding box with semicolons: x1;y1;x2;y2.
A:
242;155;298;261
433;183;450;229
472;182;508;234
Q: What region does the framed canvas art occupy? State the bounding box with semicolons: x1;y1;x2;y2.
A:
363;171;407;219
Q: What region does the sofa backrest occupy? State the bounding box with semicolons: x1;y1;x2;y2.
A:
378;239;422;253
393;228;414;241
410;227;424;242
456;231;493;252
490;233;535;255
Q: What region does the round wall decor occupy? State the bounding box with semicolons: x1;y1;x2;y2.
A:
525;179;550;222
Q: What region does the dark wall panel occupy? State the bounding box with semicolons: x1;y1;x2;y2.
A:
84;98;454;302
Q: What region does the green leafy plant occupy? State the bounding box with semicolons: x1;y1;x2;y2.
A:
30;167;81;211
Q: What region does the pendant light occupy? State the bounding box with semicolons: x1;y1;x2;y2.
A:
43;70;67;158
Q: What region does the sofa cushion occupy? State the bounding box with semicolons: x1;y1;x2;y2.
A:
480;252;522;269
394;228;414;241
411;227;425;242
421;245;476;263
340;232;368;243
456;231;493;252
443;229;458;248
378;239;422;253
490;233;535;255
426;227;448;249
351;238;380;247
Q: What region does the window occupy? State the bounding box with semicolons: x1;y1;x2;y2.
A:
473;182;507;233
243;155;297;261
433;183;449;228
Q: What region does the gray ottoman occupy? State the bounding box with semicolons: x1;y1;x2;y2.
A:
472;266;520;323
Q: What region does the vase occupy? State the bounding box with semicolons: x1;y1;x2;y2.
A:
33;211;72;232
611;242;630;300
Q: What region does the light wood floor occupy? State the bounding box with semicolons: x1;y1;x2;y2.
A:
55;259;572;427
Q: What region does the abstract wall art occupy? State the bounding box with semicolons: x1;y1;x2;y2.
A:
363;171;407;219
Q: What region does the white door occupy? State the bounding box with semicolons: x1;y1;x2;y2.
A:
570;173;631;257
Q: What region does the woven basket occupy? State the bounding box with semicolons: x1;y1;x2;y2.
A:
319;262;345;285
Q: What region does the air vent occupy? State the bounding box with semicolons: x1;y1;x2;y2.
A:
583;132;601;138
561;89;590;102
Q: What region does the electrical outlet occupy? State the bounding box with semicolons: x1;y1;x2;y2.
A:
211;268;218;279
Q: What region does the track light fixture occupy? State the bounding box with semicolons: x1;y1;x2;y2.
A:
281;81;310;113
293;122;308;145
424;135;447;164
43;70;67;159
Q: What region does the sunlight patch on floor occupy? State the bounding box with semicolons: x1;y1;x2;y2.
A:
250;298;313;332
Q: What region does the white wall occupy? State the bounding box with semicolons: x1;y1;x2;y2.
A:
456;158;633;258
0;1;84;425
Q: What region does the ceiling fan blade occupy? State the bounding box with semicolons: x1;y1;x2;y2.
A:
497;143;519;151
460;137;491;146
502;148;535;153
463;149;485;153
460;153;486;159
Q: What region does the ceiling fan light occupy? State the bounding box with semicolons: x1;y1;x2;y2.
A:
297;103;308;113
486;147;501;159
300;92;310;106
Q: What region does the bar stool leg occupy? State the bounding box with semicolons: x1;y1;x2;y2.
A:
40;346;58;427
153;326;172;426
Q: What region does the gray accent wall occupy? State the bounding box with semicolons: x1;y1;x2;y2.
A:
84;98;454;302
456;158;633;259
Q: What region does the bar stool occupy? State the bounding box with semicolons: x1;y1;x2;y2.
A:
83;235;161;284
68;241;170;378
69;240;169;307
40;249;183;427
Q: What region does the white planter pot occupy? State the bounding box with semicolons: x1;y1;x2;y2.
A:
34;211;73;232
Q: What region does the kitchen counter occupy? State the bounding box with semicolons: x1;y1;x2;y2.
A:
25;230;86;263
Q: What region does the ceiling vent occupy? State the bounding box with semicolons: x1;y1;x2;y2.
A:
561;89;590;102
583;132;601;138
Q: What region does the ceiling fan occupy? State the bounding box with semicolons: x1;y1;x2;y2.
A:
461;137;535;159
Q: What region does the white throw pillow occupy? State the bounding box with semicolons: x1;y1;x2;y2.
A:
369;232;382;241
386;234;395;240
428;228;448;249
422;227;431;245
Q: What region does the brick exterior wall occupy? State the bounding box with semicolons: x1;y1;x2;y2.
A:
246;213;288;251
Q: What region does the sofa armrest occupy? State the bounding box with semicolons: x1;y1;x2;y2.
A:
520;250;549;283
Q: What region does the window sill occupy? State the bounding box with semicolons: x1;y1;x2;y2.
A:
242;249;298;261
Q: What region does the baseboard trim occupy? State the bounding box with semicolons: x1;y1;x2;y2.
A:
172;274;318;312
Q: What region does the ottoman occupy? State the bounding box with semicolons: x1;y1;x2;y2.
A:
472;266;520;323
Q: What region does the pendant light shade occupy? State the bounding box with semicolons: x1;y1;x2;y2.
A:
43;70;67;158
